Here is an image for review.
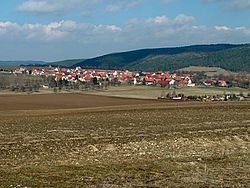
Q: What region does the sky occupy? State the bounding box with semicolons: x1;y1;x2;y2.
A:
0;0;250;61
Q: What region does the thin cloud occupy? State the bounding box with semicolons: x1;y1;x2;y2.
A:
1;14;250;60
203;0;250;10
161;0;178;4
215;25;231;31
105;0;143;12
17;0;142;15
17;0;100;15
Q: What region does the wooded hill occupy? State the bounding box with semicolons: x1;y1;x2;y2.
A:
72;44;250;72
0;61;46;67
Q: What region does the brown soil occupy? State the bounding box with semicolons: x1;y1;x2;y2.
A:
0;95;249;187
0;93;158;111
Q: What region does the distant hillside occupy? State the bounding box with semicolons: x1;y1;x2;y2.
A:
74;44;250;72
0;61;46;67
178;66;238;77
48;59;85;67
2;44;250;72
1;59;85;68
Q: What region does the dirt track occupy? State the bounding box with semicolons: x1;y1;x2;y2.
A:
0;94;249;187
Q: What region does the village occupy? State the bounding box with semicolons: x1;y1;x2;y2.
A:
0;66;249;101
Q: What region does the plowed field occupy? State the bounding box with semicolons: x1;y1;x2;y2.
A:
0;93;158;111
0;94;249;187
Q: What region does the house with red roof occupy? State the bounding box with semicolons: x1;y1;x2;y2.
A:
203;80;214;86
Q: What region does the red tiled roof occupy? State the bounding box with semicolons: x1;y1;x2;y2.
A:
175;76;183;81
84;76;92;81
145;77;154;82
204;80;214;84
165;78;173;82
99;73;107;77
157;80;170;85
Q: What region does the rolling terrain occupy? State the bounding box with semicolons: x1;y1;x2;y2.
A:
2;44;250;72
73;44;250;72
47;59;85;67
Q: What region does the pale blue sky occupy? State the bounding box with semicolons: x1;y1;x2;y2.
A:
0;0;250;61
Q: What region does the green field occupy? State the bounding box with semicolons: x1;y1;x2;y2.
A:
86;85;249;99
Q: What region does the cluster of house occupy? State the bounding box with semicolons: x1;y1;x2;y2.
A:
13;67;198;87
10;66;250;89
178;94;246;101
203;79;227;87
3;67;248;101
